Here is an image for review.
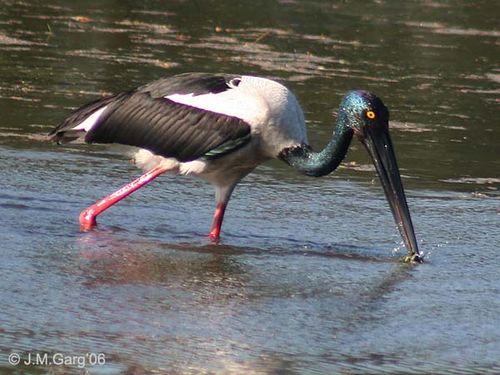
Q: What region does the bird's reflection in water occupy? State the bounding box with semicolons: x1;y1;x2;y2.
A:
75;229;251;291
74;228;416;300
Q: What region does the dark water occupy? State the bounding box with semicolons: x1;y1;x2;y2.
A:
1;1;499;373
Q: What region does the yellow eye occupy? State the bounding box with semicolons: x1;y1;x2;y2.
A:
366;110;376;119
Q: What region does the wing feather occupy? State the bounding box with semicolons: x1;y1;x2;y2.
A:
50;90;250;162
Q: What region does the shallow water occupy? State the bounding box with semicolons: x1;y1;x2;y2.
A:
1;1;499;374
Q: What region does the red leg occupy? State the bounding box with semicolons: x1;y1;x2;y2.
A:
79;165;171;230
208;203;227;241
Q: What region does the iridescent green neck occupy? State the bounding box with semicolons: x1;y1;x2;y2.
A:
280;127;353;177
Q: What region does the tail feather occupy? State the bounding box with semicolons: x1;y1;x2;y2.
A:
48;92;131;143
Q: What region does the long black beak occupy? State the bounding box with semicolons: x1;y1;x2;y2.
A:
360;125;422;262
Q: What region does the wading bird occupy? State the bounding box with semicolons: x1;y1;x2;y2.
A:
49;73;421;262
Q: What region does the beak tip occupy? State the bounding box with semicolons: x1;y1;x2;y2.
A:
403;251;424;264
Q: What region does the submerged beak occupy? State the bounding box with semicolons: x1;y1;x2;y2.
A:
359;125;422;262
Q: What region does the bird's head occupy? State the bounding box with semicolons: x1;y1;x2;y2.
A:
338;90;389;138
338;90;421;262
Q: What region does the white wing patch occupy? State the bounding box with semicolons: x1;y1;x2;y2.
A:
166;92;265;127
72;105;109;132
166;92;243;118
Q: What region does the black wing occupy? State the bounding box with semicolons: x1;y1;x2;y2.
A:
139;72;238;98
49;73;251;162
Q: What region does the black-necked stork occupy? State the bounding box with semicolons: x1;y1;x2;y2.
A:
49;72;422;262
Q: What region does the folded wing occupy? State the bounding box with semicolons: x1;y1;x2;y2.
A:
49;74;251;162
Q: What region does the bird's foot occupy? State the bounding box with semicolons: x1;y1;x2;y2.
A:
79;208;97;231
403;252;424;264
208;231;221;244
